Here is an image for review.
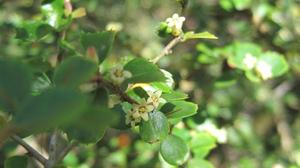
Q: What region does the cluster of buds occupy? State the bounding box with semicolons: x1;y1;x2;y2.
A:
109;65;132;85
125;90;164;127
243;53;272;80
158;13;186;37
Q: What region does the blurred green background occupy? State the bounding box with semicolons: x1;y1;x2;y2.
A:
1;0;300;167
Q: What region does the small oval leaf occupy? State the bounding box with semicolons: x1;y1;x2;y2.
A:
160;135;190;165
140;111;169;143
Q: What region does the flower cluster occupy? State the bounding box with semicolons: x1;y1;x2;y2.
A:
109;65;132;85
125;90;163;127
242;53;273;80
165;13;186;36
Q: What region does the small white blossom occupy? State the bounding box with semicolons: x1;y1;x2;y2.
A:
132;99;154;121
125;109;141;127
147;90;164;108
166;13;185;36
110;65;132;85
243;53;257;69
255;60;273;80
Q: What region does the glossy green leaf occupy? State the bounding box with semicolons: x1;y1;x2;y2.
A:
13;88;88;133
0;59;32;113
81;31;116;63
184;31;218;41
64;105;118;144
124;58;166;83
165;101;198;119
162;91;188;101
190;132;216;158
54;57;98;88
4;155;28;168
151;82;172;93
160;135;190;165
139;111;169;143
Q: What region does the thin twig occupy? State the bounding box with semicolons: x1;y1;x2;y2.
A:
45;131;59;168
10;135;47;165
152;36;183;63
93;73;138;104
55;141;78;164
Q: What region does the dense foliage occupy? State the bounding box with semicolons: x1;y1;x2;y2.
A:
0;0;299;168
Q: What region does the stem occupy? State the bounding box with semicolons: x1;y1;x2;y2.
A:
94;73;138;104
10;135;47;165
152;36;183;63
45;131;59;168
56;141;78;164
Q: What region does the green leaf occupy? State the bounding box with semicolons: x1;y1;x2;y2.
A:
13;88;88;133
41;0;70;29
54;57;98;88
15;21;55;41
160;135;190;165
164;101;198;119
64;105;118;144
258;52;289;78
162;91;188;101
5;155;28;168
188;158;214;168
214;71;237;88
0;59;32;113
124;58;166;83
81;31;116;63
183;31;218;41
227;42;262;70
190;132;216;158
139;111;169;143
151;82;172;93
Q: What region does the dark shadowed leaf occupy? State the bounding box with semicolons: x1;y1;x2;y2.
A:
13;88;88;133
81;31;116;63
54;56;98;88
4;155;28;168
0;59;32;113
64;105;118;144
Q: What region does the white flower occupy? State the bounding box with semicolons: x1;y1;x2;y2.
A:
255;60;272;80
125;110;141;127
166;13;185;36
110;65;132;85
243;53;257;69
147;90;164;108
132;99;154;121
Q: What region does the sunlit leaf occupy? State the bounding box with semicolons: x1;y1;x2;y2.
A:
184;31;218;41
124;58;166;83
